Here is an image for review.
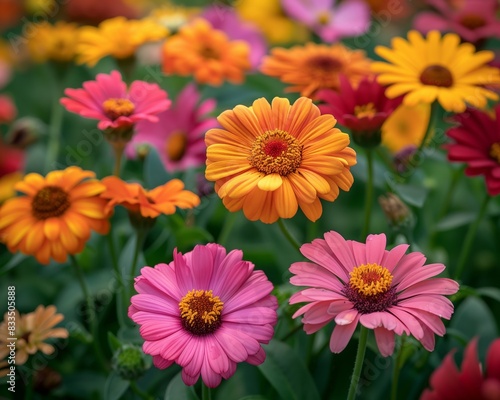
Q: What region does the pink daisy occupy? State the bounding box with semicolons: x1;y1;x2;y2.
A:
128;243;278;388
126;83;217;172
60;70;171;131
289;232;459;357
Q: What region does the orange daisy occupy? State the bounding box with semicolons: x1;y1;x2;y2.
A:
101;176;200;218
161;18;251;86
205;97;357;224
260;42;372;98
0;167;109;264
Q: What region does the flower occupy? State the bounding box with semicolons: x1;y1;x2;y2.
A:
260;42;372;98
421;337;500;400
60;70;171;132
77;16;168;67
148;2;200;31
289;232;459;356
205;97;356;224
0;94;16;124
0;305;68;375
0;136;24;203
445;105;500;196
281;0;370;42
26;21;80;63
413;0;500;44
372;30;500;113
65;0;139;25
161;18;251;86
128;243;278;388
126;83;218;172
318;76;402;147
101;176;200;218
0;166;110;264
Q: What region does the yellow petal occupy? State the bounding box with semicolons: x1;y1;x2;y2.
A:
257;173;283;191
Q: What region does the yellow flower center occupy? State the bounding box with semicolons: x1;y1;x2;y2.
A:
249;129;303;176
419;65;453;88
179;289;224;336
354;102;377;119
308;54;343;72
102;98;135;120
32;186;70;220
349;263;393;296
460;13;486;30
490;142;500;163
165;131;187;162
317;11;331;25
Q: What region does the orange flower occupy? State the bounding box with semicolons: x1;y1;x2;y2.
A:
161;18;251;86
101;176;200;218
260;42;372;98
205;97;356;224
0;167;109;264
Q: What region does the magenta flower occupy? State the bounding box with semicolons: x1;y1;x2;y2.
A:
421;337;500;400
126;83;217;172
413;0;500;44
289;232;459;356
128;243;278;388
60;70;171;131
281;0;370;42
317;76;402;147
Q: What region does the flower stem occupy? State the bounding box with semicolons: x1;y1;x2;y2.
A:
277;218;301;253
202;383;212;400
217;212;238;246
454;193;491;281
111;141;126;177
130;381;153;400
416;101;439;155
107;233;127;327
347;326;369;400
390;335;406;400
361;149;374;241
129;229;147;298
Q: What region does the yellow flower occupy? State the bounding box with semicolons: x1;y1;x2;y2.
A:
0;172;22;204
77;16;169;67
205;97;356;224
0;167;110;264
24;0;55;14
372;30;500;113
27;21;80;63
148;2;201;31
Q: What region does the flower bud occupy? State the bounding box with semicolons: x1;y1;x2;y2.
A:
112;344;149;381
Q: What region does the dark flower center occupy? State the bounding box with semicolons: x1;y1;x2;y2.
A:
166;131;188;162
308;55;343;72
102;98;135;120
459;14;486;30
179;289;223;336
420;65;453;87
490;142;500;163
199;46;219;60
32;186;70;220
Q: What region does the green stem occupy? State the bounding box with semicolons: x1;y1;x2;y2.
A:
417;101;439;155
130;381;153;400
107;234;126;327
217;212;238;246
454;193;491;281
390;335;406;400
129;229;147;298
277;218;301;253
202;383;212;400
361;149;374;241
347;326;369;400
111;141;125;177
69;255;108;372
436;166;464;221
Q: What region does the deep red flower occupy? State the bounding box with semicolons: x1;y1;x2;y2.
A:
421;338;500;400
445;105;500;196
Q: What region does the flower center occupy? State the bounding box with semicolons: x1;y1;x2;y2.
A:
249;129;303;176
459;13;486;30
316;11;330;25
308;54;343;72
102;98;135;120
165;131;187;162
354;102;377;119
199;46;219;60
490;142;500;163
179;289;223;336
343;263;397;314
31;186;70;220
419;65;453;87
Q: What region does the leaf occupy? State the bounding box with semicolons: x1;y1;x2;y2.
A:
0;253;27;275
476;287;500;302
103;371;129;400
258;340;321;400
388;181;428;208
238;396;271;400
434;212;476;231
108;331;122;353
144;147;172;189
164;372;199;400
174;227;214;253
449;297;498;341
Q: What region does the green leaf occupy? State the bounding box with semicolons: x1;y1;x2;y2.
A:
174;226;214;253
388;182;428;208
164;372;199;400
476;287;500;302
238;396;271;400
435;212;475;231
450;297;498;341
258;340;321;400
103;371;129;400
108;331;122;353
0;253;27;275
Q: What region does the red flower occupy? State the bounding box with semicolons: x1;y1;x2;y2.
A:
421;338;500;400
445;105;500;196
0;94;16;124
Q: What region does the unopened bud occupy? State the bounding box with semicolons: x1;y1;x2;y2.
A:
112;344;149;381
378;193;414;230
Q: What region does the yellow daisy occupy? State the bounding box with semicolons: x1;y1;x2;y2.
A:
205;97;356;224
372;30;500;113
27;21;80;63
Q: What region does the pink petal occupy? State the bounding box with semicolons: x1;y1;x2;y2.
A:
364;233;387;265
398;295;454;320
329;314;360;353
289;261;346;292
190;244;214;289
381;244;410;273
214;329;249;362
130;293;179;316
138;316;183;340
374;327;395;357
335;309;359;325
159;329;192;361
459;338;483;395
426;350;463;398
153;355;174;369
398;278;459;300
486;339;500;381
206;336;230;374
391;252;427;285
174;249;194;294
388;307;424;340
396;263;446;292
360;311;408;336
300;239;349;281
201;353;223;388
223;307;277;325
246;346;266;365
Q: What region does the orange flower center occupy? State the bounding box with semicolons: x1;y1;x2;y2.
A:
199;46;220;60
308;54;343;72
354;102;377;119
420;65;453;87
165;131;187;162
32;186;70;220
459;13;486;30
490;142;500;163
349;263;393;296
102;98;135;120
179;289;223;335
249;130;303;176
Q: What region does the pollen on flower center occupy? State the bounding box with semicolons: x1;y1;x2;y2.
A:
166;131;187;162
354;102;377;119
249;129;303;176
102;98;135;120
420;65;454;87
490;142;500;163
460;14;486;30
31;186;70;220
349;263;393;296
179;289;223;336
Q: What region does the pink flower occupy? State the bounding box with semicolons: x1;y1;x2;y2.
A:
128;243;278;388
289;232;459;357
281;0;370;42
126;83;217;172
421;337;500;400
413;0;500;44
0;94;16;124
60;70;171;131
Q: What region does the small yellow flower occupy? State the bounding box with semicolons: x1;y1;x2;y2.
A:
27;21;80;63
148;2;201;31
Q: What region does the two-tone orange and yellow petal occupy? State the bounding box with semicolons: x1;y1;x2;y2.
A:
205;97;356;224
0;166;109;265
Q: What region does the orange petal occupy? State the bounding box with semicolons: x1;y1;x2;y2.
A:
43;218;61;241
299;197;323;222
